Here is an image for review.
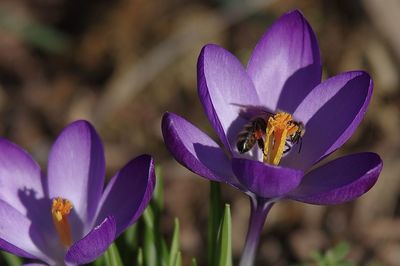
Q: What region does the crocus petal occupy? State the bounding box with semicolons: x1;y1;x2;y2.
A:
198;44;261;153
283;71;372;170
162;112;241;188
0;138;45;218
231;158;303;198
247;10;321;112
48;120;106;236
65;216;116;265
0;200;49;262
0;239;37;260
288;152;382;205
95;155;155;236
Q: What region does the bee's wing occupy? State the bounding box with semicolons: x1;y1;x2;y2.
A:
230;103;274;120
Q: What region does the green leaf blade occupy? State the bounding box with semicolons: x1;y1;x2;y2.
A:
143;206;157;265
1;251;22;266
104;242;123;266
208;181;223;266
136;247;144;266
168;218;180;266
218;204;232;266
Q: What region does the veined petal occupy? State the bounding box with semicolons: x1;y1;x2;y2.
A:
283;71;373;170
0;200;49;262
288;152;382;205
0;138;44;218
65;216;116;265
247;10;321;112
0;140;59;263
232;158;303;198
162;112;241;188
198;44;261;153
95;155;155;236
48;120;106;237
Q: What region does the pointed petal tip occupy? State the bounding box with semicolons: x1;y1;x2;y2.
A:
199;43;223;54
128;153;156;187
162;111;176;128
344;70;373;89
279;10;319;28
197;44;232;72
134;153;155;167
277;9;310;28
68;119;91;126
283;9;304;18
56;119;98;141
64;120;96;133
197;44;218;70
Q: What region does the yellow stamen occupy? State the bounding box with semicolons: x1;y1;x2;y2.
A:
263;112;299;165
51;197;73;247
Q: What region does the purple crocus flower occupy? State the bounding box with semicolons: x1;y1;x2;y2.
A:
162;10;382;265
0;120;155;265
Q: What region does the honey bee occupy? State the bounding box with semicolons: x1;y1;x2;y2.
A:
236;114;305;155
236;116;268;154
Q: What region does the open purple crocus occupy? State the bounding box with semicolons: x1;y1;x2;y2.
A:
0;120;155;265
162;10;382;266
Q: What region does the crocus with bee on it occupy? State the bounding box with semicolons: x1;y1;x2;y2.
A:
162;10;382;266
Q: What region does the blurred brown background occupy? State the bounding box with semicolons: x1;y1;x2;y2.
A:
0;0;399;265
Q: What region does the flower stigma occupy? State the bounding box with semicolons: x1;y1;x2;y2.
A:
263;112;300;165
51;197;73;247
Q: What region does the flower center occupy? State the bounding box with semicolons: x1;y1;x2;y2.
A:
263;112;301;165
51;197;73;247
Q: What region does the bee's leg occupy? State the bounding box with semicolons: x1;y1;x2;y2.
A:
257;139;268;156
283;142;291;154
257;138;264;150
